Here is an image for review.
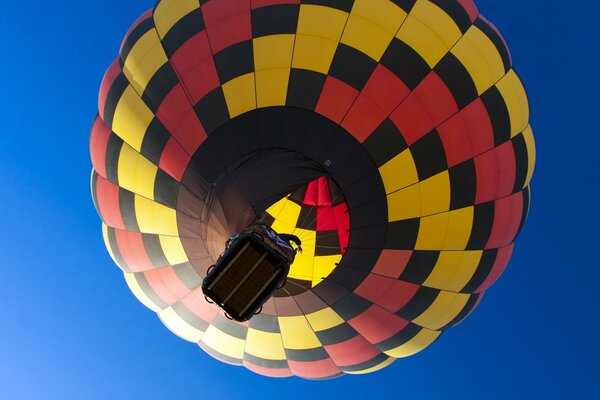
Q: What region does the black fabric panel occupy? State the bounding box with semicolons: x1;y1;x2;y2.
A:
363;118;408;167
311;280;350;305
346;224;386;252
301;0;354;12
154;169;180;209
298;115;338;161
466;202;495;250
340;248;381;272
249;313;281;333
118;189;140;232
142;233;169;267
315;323;358;346
400;251;440;284
410;131;448;181
512;134;528;193
297;206;317;230
105;134;124;184
430;0;472;33
434;53;478;109
341;353;391;373
329;145;376;189
211;315;248;340
213;40;254;83
449;159;477;210
385;219;420;249
243;353;288;369
106;227;127;272
285;347;329;362
251;4;299;37
315;230;341;256
141;63;179;113
326;266;369;293
347;198;388;229
517;187;530;236
396;286;439;321
278;107;313;152
275;277;311;297
474;17;511;72
329;44;378;90
391;0;417;13
161;8;205;56
376;322;422;350
194;87;230;134
171;302;210;331
330;293;372;320
381;39;430;90
461;248;497;293
103;73;129;127
286;68;326;110
141;118;171;165
481;86;511;146
120;17;154;61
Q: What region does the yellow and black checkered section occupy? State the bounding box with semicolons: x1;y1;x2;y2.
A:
90;0;535;379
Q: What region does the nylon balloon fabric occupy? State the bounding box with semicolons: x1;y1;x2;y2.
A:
90;0;535;379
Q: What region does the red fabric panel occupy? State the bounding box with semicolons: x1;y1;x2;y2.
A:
303;180;318;206
170;32;220;103
202;0;250;25
316;207;337;231
119;9;153;55
251;0;300;9
317;176;332;206
462;99;494;157
114;230;153;272
438;113;474;169
98;58;122;121
376;279;421;312
333;203;350;253
159;138;190;181
457;0;479;22
494;141;517;199
143;267;191;305
315;77;359;124
372;249;412;278
474;149;499;204
273;296;304;316
486;193;523;248
362;64;410;115
389;92;433;146
287;358;341;379
355;274;396;303
90;117;111;178
182;288;220;323
243;361;293;377
95;176;125;230
342;94;387;143
348;305;409;344
413;72;459;130
324;335;381;366
156;85;207;154
476;244;514;293
205;11;252;53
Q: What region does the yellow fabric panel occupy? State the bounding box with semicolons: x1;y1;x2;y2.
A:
266;197;287;218
415;213;449;250
117;143;158;200
452;26;506;94
412;291;470;330
419;171;450;216
134;195;178;235
384;328;441;358
409;0;462;49
388;184;421;222
124;272;163;312
350;0;407;35
443;207;474;250
423;250;482;292
522;125;536;187
112;86;154;152
379;149;419;194
123;31;168;94
253;35;295;70
311;255;342;286
306;307;345;331
153;0;199;37
159;235;188;265
396;15;449;68
158;307;204;343
288;252;314;281
291;228;315;256
274;199;301;228
102;224;118;265
278;316;322;349
296;5;348;40
201;326;246;359
292;35;338;74
244;329;287;360
255;68;290;108
221;73;256;118
341;15;394;61
496;70;530;136
346;356;396;374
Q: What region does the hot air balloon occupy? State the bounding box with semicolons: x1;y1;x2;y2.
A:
90;0;536;379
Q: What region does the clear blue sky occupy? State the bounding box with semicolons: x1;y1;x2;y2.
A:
0;1;597;399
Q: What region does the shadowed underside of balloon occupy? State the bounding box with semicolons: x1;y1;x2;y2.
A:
90;0;535;379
